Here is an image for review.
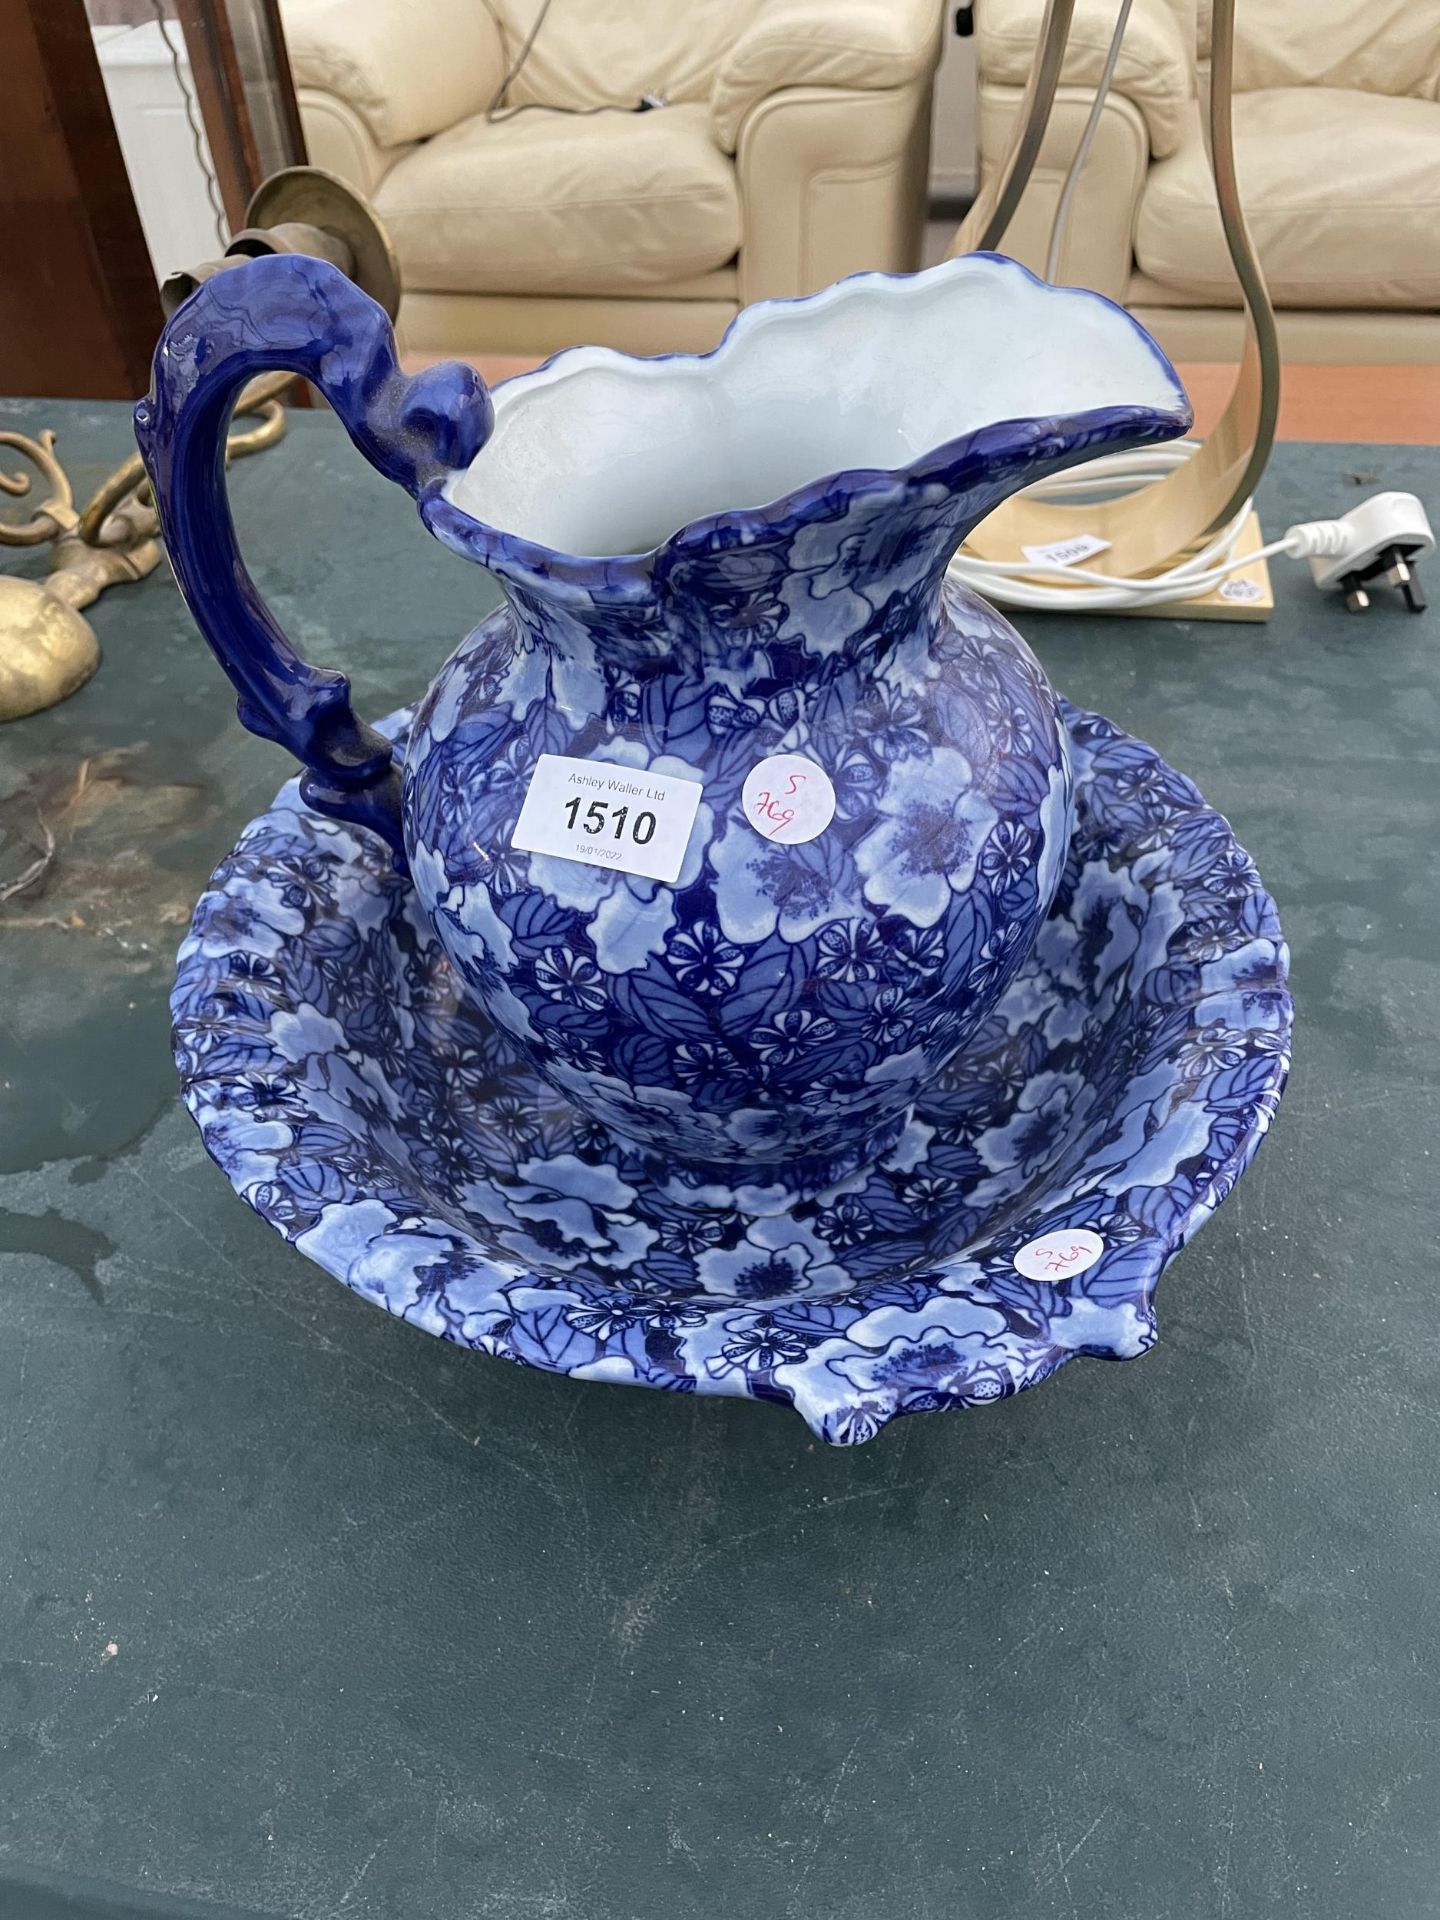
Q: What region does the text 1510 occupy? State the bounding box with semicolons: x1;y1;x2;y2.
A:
562;796;657;844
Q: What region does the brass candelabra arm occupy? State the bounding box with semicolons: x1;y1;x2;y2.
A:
76;372;289;549
1;384;291;724
0;430;80;545
46;529;165;613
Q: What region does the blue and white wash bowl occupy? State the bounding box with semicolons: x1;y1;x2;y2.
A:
139;248;1196;1192
171;699;1290;1445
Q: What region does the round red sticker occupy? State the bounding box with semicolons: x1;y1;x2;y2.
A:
741;754;836;845
1013;1229;1104;1282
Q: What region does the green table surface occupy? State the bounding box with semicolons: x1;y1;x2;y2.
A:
2;405;1437;1920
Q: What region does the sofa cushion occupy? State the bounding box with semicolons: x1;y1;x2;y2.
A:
376;102;741;297
1135;88;1440;308
281;0;504;149
979;0;1194;157
491;0;764;113
711;0;943;153
1232;0;1440;103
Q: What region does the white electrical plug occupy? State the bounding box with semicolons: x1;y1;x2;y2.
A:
1288;491;1433;611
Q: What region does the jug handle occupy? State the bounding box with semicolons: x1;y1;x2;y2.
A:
134;254;494;866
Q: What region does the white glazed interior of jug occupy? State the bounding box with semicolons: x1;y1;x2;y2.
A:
443;254;1187;561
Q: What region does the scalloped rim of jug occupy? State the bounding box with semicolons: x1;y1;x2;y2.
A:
419;252;1192;593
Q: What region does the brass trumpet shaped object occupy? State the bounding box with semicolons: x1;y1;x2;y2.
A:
2;165;401;722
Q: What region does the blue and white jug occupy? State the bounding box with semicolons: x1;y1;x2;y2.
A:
137;251;1190;1191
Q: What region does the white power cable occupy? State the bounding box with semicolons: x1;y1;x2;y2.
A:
946;441;1355;613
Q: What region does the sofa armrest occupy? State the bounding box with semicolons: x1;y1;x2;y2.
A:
280;0;505;151
293;88;413;198
977;0;1194;156
711;0;943;155
736;82;933;304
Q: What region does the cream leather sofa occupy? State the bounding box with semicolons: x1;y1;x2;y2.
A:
281;0;944;359
968;0;1440;361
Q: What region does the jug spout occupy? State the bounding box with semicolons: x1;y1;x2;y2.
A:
418;252;1191;650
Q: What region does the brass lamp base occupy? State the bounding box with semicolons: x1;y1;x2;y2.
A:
1101;510;1275;623
954;0;1280;594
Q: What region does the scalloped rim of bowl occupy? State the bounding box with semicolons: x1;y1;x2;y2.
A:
171;701;1291;1445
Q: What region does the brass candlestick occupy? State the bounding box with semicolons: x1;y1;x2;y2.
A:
1;166;400;723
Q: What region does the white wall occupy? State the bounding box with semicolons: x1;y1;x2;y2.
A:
94;22;224;282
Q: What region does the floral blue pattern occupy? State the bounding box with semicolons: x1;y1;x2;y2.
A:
172;700;1292;1445
405;562;1076;1186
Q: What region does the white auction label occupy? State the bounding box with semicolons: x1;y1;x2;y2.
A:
741;754;836;845
1013;1228;1105;1282
511;754;702;883
1021;532;1111;569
